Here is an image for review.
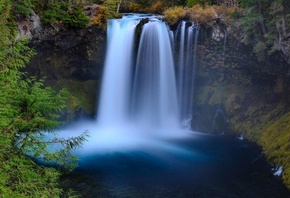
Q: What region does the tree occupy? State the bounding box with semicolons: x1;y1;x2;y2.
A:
0;0;88;196
0;39;88;198
238;0;290;61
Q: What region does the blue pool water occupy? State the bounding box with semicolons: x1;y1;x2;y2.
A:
61;133;290;198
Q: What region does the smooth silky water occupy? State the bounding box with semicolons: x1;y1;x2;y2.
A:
58;14;290;197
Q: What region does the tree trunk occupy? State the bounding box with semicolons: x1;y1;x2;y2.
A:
258;3;267;35
117;0;122;13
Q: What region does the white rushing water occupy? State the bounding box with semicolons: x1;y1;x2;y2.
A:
59;14;201;154
97;15;181;134
97;16;138;126
175;21;200;121
131;20;179;130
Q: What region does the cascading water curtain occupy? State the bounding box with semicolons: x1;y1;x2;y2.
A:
98;15;181;134
175;21;200;129
132;20;180;130
97;17;138;126
98;15;200;133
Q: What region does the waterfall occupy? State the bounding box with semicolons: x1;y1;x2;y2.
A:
132;21;179;130
97;14;181;135
98;15;200;133
57;14;200;154
175;21;200;128
97;17;138;126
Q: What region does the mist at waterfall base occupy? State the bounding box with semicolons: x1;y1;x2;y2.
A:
58;15;290;197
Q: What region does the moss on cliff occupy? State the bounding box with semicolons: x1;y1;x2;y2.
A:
54;79;98;117
259;112;290;189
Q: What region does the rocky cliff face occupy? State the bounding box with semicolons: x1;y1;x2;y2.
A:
192;26;290;138
30;26;106;117
28;26;105;81
23;13;106;116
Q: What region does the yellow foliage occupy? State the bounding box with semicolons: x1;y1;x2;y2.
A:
128;2;140;13
259;112;290;190
163;6;186;26
186;5;216;26
163;5;242;27
150;1;166;14
91;5;107;28
91;5;121;29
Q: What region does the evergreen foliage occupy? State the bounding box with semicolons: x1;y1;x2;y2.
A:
40;1;90;28
239;0;290;61
0;0;88;196
12;0;90;28
106;0;120;13
12;0;34;17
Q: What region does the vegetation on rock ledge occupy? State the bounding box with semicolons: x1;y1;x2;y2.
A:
260;112;290;189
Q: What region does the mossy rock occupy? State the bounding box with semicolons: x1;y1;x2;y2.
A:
259;112;290;190
191;104;228;134
59;89;82;122
54;79;99;118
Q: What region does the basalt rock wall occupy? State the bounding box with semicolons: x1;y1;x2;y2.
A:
193;26;290;139
28;25;106;81
26;23;106;117
195;25;290;188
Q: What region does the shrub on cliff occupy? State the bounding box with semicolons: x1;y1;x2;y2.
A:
185;5;216;26
91;4;121;29
42;1;90;28
163;3;243;28
63;5;90;28
163;6;186;26
163;4;218;27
